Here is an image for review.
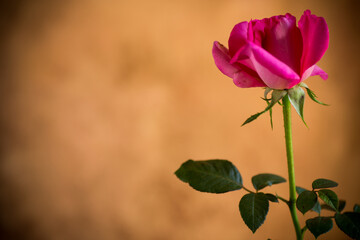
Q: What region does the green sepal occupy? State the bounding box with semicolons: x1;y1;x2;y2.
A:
251;173;286;191
287;86;307;126
264;87;272;99
312;178;338;189
241;112;265;126
175;159;242;193
318;189;339;211
239;192;269;233
306;216;333;239
264;98;273;129
299;82;329;106
296;190;318;214
242;90;286;126
335;212;360;239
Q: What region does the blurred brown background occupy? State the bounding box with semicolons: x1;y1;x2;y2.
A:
0;0;359;239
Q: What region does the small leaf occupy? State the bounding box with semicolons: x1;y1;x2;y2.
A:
322;200;346;212
242;90;286;126
239;193;269;233
354;204;360;213
339;200;346;212
299;82;329;106
296;190;318;214
175;159;242;193
318;189;339;211
312;201;321;214
335;212;360;239
251;173;286;191
306;217;333;238
288;86;307;126
321;204;336;212
296;186;321;213
265;193;279;203
296;186;308;195
312;178;338;189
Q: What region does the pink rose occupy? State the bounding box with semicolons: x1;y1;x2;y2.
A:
212;10;329;89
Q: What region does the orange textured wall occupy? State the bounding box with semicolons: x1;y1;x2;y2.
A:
0;0;359;239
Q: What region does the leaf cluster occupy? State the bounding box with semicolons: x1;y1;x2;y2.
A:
176;161;360;239
296;179;360;239
175;159;286;233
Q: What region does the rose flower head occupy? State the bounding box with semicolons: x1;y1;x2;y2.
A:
212;10;329;90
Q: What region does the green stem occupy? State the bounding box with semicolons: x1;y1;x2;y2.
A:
301;226;308;239
276;195;289;204
242;186;255;194
282;95;303;240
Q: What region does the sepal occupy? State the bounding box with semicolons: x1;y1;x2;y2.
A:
299;82;329;106
242;89;287;126
288;85;307;126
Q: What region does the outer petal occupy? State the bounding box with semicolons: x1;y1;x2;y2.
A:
311;65;328;79
212;41;265;88
233;70;267;88
228;21;248;56
298;10;329;74
212;41;238;77
264;14;302;74
231;42;300;89
301;65;328;81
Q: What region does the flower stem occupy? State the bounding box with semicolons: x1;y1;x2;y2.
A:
282;95;303;240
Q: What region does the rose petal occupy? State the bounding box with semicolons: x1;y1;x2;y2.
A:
228;21;248;56
298;10;329;74
212;41;238;77
233;70;266;88
231;42;300;89
249;16;281;46
311;65;328;80
248;19;265;46
264;14;302;74
301;65;328;81
212;41;265;88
